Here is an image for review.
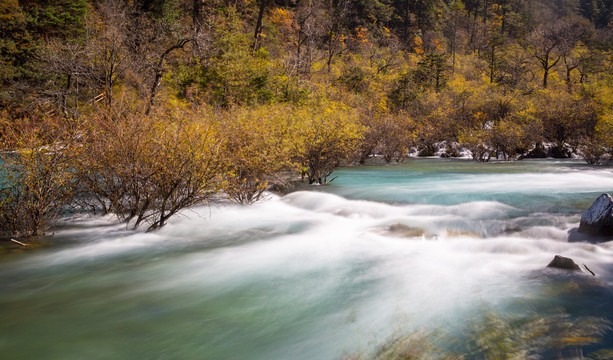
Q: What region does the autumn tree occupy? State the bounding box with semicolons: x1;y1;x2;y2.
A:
376;113;414;163
294;102;363;184
321;0;351;73
358;111;415;163
558;17;594;87
442;0;468;70
220;105;297;204
78;109;223;230
536;89;599;157
0;114;80;239
528;21;564;89
528;17;591;89
293;1;321;74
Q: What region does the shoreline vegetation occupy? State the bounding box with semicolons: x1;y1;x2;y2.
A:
0;0;612;240
0;154;597;252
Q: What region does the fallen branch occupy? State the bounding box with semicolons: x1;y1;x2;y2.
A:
583;264;595;276
10;238;27;246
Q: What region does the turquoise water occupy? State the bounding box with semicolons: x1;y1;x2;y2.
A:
325;159;606;209
1;159;613;359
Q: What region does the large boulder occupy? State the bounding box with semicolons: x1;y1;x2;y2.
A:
546;255;581;271
578;194;613;237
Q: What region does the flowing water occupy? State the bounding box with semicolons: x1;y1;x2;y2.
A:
2;159;613;359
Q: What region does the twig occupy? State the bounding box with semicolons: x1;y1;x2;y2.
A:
583;264;595;276
10;238;27;246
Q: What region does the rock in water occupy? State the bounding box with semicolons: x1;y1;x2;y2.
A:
382;223;426;238
578;194;613;237
547;255;581;271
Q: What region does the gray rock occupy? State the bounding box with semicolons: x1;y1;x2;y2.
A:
578;194;613;238
546;255;581;271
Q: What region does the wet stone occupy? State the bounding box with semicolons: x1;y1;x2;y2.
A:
547;255;581;271
383;223;426;238
578;194;613;238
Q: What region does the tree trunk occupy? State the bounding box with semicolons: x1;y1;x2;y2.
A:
501;0;507;34
403;0;410;42
483;0;488;23
327;38;334;73
435;70;440;91
252;0;268;53
61;73;71;119
145;39;192;114
542;55;560;89
452;37;456;71
146;70;164;115
193;0;201;31
490;42;496;83
137;0;153;13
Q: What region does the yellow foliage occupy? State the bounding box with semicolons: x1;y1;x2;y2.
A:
78;109;223;229
293;101;364;184
219;104;298;203
269;7;295;30
0;114;81;238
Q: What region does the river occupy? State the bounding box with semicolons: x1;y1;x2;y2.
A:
1;159;613;359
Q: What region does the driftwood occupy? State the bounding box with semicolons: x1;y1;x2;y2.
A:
583;264;596;276
10;238;26;246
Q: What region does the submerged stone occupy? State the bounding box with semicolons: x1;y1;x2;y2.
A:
567;227;611;243
502;224;522;233
578;194;613;239
546;255;581;271
440;229;481;238
382;223;426;238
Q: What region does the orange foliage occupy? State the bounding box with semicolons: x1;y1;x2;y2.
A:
355;27;369;44
269;7;295;30
413;36;424;54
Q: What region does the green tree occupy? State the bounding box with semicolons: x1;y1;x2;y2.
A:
0;0;87;107
414;53;452;92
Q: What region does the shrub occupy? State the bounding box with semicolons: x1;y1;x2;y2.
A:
78;109;223;230
220;105;297;204
294;102;363;184
0;115;79;239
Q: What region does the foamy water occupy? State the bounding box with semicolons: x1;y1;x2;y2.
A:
1;159;612;359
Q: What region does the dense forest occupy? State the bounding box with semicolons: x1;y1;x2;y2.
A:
0;0;612;239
